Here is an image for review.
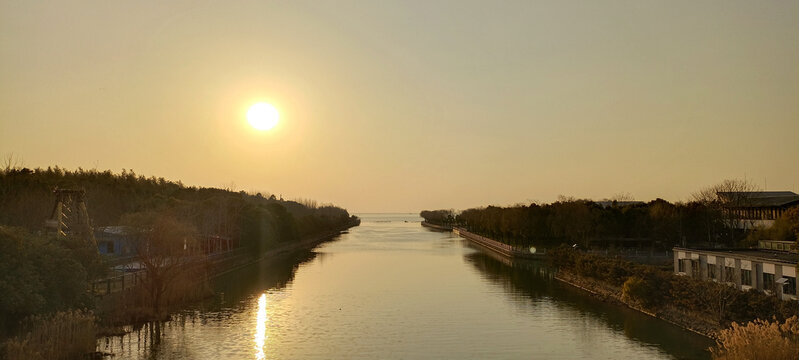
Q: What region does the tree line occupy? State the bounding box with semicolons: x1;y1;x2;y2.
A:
422;180;799;250
0;166;358;337
0;166;356;244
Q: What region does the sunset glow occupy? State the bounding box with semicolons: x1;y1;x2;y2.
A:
2;1;798;212
247;103;279;131
2;1;799;358
254;293;267;359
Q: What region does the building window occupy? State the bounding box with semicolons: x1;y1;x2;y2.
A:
678;259;686;273
763;273;775;292
708;264;717;280
691;260;700;278
724;266;736;283
784;277;797;296
741;269;752;286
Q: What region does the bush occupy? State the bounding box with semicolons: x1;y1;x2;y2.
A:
622;271;669;310
0;227;93;331
710;316;799;360
622;277;647;305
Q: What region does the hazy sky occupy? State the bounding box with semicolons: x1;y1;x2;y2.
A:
2;1;798;213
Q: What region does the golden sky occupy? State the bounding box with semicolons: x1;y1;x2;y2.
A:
1;1;798;213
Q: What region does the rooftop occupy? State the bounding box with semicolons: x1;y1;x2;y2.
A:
96;226;133;235
717;191;799;208
674;246;799;265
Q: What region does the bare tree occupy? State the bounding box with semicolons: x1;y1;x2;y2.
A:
610;192;635;202
2;152;22;171
692;179;759;246
122;210;198;317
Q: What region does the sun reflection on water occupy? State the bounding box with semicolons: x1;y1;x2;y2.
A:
254;293;267;359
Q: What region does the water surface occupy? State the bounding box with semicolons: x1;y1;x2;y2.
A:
99;213;712;359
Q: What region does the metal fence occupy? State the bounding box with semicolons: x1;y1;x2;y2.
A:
91;270;147;296
90;249;247;296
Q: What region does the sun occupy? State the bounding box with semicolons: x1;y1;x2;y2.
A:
247;103;279;131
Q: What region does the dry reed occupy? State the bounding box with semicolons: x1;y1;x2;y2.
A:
710;316;799;360
2;310;97;360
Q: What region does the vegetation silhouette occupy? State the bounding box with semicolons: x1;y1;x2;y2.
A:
423;179;796;250
0;166;357;353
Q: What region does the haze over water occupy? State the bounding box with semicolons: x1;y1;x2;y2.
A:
99;214;711;359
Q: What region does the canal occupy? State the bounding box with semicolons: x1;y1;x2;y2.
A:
98;214;713;359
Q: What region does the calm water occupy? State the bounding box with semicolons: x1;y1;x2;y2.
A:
98;214;712;359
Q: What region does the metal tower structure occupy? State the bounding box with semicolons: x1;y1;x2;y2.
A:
45;188;97;247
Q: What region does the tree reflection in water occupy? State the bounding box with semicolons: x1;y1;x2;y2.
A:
462;249;713;360
98;248;320;359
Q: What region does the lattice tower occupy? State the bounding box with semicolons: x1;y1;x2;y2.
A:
44;188;97;247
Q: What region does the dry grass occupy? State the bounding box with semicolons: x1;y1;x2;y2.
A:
2;310;96;360
710;316;799;360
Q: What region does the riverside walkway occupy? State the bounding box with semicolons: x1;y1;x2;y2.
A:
453;227;545;259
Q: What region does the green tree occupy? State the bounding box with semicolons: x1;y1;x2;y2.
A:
0;227;91;334
548;197;596;248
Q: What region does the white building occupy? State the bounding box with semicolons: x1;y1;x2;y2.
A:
674;242;798;301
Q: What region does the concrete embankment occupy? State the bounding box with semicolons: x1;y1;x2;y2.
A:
421;221;453;231
454;227;545;259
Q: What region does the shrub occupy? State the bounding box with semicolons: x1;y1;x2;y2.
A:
622;276;648;305
622;270;670;310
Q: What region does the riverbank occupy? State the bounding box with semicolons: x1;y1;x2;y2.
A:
97;213;715;359
95;219;360;329
213;220;360;278
421;221;452;231
452;228;722;339
454;227;545;259
555;270;719;338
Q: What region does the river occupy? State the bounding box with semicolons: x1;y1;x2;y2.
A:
98;213;713;359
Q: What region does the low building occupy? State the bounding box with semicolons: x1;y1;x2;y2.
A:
673;243;798;301
95;226;136;256
718;191;799;229
96;227;234;256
